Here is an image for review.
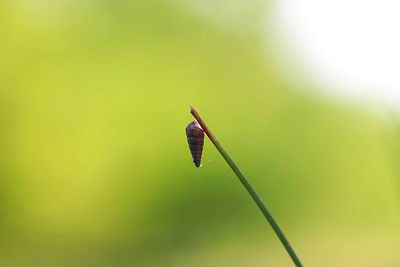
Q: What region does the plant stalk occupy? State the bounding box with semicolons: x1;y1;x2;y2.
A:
190;106;303;267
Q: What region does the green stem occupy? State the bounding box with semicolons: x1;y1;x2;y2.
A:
190;106;303;267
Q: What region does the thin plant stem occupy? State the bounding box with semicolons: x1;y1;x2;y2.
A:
190;106;303;267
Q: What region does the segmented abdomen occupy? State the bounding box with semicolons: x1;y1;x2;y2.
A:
186;121;204;167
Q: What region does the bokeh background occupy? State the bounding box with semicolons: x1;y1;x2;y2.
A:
1;1;399;266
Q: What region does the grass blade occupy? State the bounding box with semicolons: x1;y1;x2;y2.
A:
190;106;303;267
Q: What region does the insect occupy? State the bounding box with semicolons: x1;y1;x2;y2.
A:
186;120;204;167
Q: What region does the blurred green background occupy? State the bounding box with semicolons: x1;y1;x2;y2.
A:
0;0;399;266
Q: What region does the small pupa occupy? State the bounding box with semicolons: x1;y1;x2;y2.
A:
185;120;204;167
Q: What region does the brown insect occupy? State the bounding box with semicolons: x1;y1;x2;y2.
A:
186;120;204;167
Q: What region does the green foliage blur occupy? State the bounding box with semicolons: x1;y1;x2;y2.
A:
0;1;399;266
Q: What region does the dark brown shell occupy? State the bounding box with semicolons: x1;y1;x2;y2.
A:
186;120;204;167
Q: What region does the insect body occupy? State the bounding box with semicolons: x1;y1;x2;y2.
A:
186;120;204;167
